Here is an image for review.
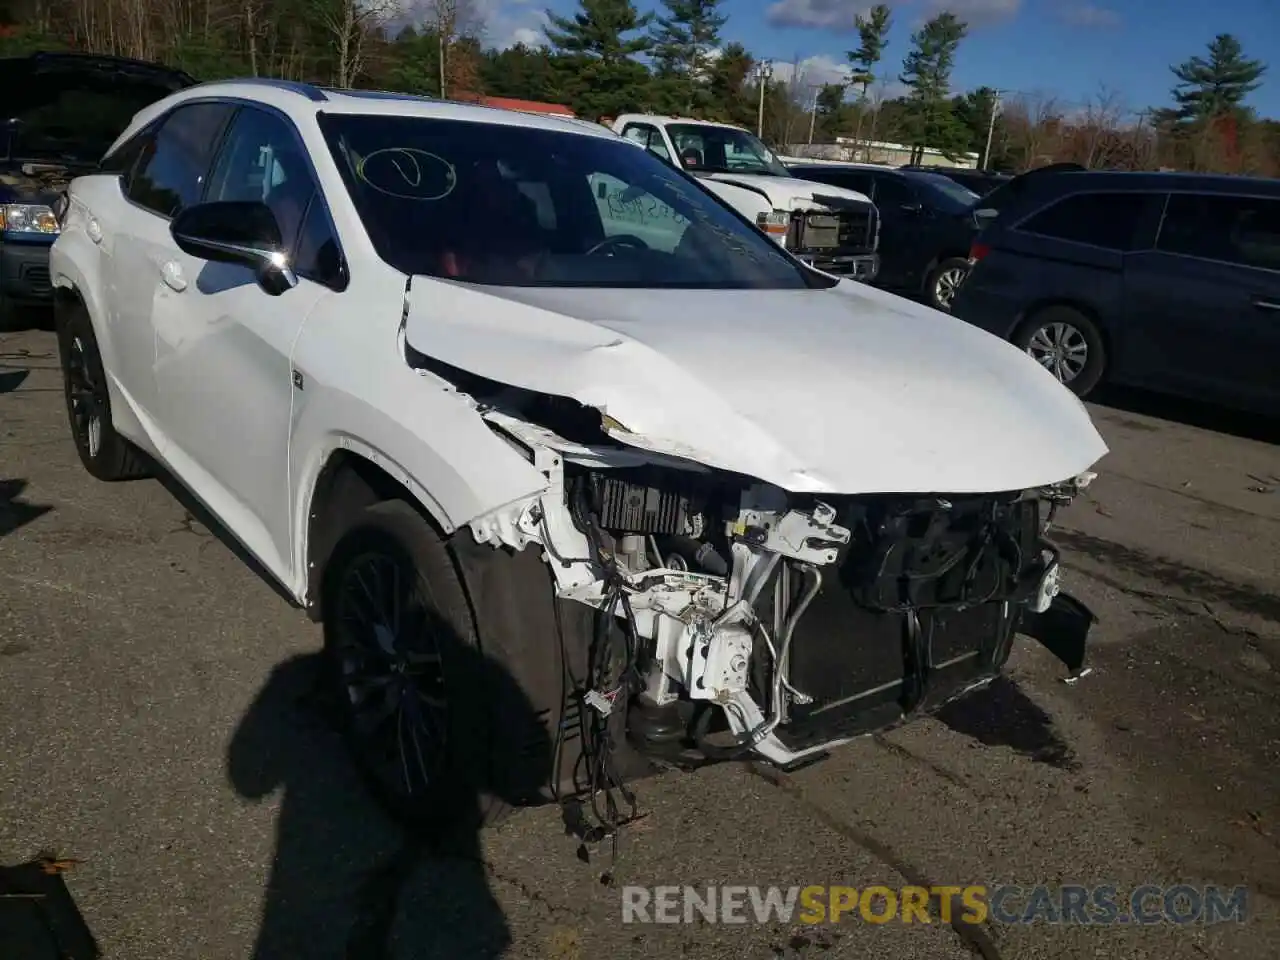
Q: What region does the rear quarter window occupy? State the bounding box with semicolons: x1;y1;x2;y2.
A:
1016;191;1149;251
1156;193;1280;271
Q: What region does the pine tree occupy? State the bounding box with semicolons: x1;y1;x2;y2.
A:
899;12;970;163
545;0;655;118
847;4;892;150
648;0;727;114
847;4;891;101
1170;33;1266;120
704;40;755;126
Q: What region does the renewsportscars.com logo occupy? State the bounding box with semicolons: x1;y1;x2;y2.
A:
621;885;1249;926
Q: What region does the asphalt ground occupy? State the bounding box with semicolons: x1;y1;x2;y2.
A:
2;326;1279;960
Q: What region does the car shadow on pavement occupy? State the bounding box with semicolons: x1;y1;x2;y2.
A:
1094;384;1280;446
227;650;550;960
0;478;53;538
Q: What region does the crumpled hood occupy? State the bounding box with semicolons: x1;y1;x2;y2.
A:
403;278;1107;495
704;172;872;211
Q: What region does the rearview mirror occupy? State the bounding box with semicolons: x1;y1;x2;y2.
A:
170;200;298;296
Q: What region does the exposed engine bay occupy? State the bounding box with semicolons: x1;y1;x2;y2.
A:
410;348;1096;837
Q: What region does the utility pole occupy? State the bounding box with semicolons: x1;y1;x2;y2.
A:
756;60;773;138
981;89;1005;170
808;89;818;143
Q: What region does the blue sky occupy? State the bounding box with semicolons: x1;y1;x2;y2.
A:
478;0;1280;118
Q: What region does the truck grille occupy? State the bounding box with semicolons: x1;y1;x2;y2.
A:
790;206;878;256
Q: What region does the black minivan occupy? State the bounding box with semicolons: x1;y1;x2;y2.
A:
950;169;1280;417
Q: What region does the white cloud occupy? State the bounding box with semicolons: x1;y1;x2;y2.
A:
507;25;547;48
765;0;1022;32
484;1;551;49
393;0;549;49
764;54;908;99
1054;2;1121;27
769;54;851;87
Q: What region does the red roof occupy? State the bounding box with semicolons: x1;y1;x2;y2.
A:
475;95;575;118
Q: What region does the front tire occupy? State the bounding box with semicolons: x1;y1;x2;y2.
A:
1012;305;1107;398
321;499;514;831
55;299;149;481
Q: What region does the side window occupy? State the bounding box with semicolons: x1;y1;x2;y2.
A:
621;125;649;148
205;106;317;251
830;171;875;196
622;123;672;164
293;194;345;287
669;129;705;168
873;176;915;208
1156;193;1280;271
1018;191;1149;251
128;103;235;218
587;171;690;253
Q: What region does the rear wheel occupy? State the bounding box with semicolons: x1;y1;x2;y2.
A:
1012;305;1107;398
55;300;149;481
925;257;970;312
321;499;513;831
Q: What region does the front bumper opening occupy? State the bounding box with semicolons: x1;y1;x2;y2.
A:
1;241;55;304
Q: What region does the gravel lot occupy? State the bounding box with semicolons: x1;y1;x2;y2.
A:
2;326;1279;960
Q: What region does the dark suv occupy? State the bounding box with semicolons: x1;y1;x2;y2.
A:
787;163;983;311
950;170;1280;417
1;52;194;328
899;165;1011;198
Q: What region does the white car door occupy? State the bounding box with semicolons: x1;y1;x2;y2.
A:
151;104;337;579
104;101;235;433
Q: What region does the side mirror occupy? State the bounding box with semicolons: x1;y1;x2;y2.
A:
170;200;298;296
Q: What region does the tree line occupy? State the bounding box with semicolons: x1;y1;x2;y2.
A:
0;0;1275;176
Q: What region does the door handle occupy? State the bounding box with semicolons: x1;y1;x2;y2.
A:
160;260;187;292
1250;295;1280;311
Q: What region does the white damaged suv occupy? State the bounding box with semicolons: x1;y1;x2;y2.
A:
50;80;1107;830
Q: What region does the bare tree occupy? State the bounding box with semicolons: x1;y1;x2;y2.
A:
1079;84;1126;168
1004;91;1063;168
861;73;894;157
420;0;485;98
312;0;402;89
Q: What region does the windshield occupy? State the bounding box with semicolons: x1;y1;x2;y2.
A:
664;123;791;177
318;114;823;289
910;172;981;213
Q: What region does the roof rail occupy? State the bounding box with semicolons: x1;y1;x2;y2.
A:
202;77;328;102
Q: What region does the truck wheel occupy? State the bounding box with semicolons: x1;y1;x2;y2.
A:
55;300;149;481
925;257;970;312
320;499;517;831
1012;305;1107;398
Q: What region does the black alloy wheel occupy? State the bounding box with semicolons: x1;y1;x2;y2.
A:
56;301;148;480
329;547;451;802
321;499;511;830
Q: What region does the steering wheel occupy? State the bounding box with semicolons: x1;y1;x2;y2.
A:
584;234;649;257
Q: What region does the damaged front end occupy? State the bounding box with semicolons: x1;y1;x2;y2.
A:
414;352;1097;778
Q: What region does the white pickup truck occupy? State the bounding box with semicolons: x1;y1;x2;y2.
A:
610;114;880;282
